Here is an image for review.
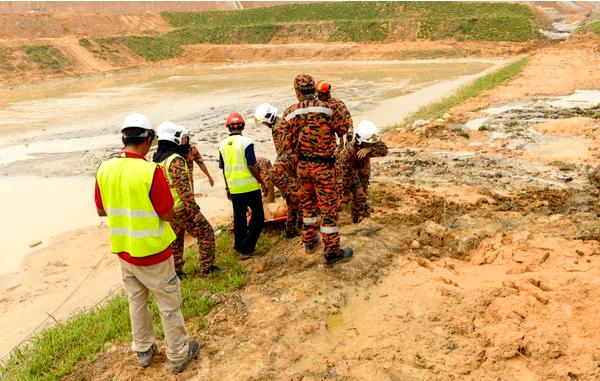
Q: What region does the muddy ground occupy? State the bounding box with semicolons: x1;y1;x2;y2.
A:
2;3;600;379
57;35;600;381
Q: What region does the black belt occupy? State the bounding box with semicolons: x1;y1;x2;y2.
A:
298;154;335;165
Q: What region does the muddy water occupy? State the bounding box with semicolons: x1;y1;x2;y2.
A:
0;176;98;276
0;59;499;277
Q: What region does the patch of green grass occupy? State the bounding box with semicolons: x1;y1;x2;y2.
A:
583;20;600;35
101;2;542;62
0;229;282;380
162;2;400;28
162;2;541;44
119;36;183;62
478;124;491;131
397;57;530;129
78;38;92;48
167;24;277;45
0;296;130;381
78;38;127;66
329;20;390;42
21;45;71;73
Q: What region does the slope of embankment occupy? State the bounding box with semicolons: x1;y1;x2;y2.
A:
0;1;548;85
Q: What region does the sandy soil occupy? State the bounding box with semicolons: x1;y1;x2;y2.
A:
51;33;600;380
450;34;600;121
3;4;600;379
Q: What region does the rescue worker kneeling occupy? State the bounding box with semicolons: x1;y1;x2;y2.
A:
153;122;220;278
337;120;388;223
254;102;303;238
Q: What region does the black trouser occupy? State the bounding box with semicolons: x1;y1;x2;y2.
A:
231;189;264;254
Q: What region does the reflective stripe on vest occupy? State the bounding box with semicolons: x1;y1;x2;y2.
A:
97;157;175;257
284;106;332;121
159;153;190;210
219;135;260;194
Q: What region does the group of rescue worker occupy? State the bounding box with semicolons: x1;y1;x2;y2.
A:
94;73;387;371
253;74;388;264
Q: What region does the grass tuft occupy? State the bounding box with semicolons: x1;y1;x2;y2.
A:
0;229;282;380
583;20;600;36
21;45;71;73
119;36;183;62
397;56;530;129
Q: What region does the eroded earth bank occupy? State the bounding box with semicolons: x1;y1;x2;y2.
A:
57;34;600;381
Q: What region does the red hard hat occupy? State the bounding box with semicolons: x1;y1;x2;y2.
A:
226;112;245;127
315;80;331;94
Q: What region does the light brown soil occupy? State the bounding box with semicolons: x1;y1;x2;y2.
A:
4;4;600;380
450;34;600;122
58;34;600;380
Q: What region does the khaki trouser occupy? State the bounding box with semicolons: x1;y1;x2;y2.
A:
119;256;189;364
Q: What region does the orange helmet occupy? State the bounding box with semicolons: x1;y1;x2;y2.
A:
226;112;245;128
315;80;331;94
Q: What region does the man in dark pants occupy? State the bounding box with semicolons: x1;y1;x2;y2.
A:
218;112;266;258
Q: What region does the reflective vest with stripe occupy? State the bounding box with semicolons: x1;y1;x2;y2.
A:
96;157;176;257
218;134;260;194
159;153;190;211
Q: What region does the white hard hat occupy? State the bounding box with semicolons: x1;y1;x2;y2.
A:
157;121;184;145
254;103;278;125
355;120;380;145
178;125;190;138
120;112;154;134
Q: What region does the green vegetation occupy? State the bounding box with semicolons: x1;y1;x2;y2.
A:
83;2;542;63
583;20;600;35
162;2;540;45
79;38;127;65
398;56;530;129
0;230;282;381
119;36;183;62
167;24;277;45
406;2;539;41
21;45;71;73
78;38;92;48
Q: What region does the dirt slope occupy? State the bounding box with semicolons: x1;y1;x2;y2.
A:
61;36;600;380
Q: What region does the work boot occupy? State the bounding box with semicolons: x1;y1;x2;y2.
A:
238;250;264;260
171;340;200;373
285;227;300;239
304;242;318;254
324;247;354;268
137;343;157;368
201;264;223;277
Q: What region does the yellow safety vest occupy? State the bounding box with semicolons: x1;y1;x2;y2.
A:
218;134;260;194
96;157;176;257
159;153;191;211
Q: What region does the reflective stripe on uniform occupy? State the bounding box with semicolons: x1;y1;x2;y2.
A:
227;177;260;186
303;216;318;225
110;222;168;238
320;226;339;234
96;157;176;257
160;153;190;210
106;208;158;218
284;106;333;121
